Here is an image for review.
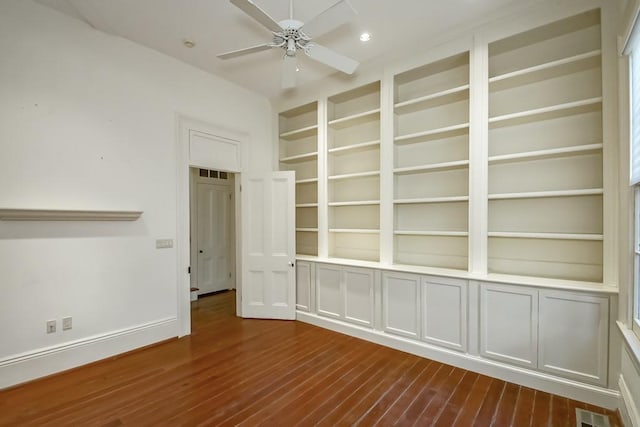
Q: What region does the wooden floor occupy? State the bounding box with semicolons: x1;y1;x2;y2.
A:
0;291;621;426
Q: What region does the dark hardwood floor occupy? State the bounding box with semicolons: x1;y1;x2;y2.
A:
0;291;621;426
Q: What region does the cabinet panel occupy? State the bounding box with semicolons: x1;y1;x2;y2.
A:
316;264;342;319
480;284;538;368
383;272;420;338
422;277;467;351
295;261;312;311
538;290;608;385
344;268;375;327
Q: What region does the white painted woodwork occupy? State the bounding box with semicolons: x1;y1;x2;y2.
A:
295;261;312;311
480;283;538;368
315;263;375;327
0;209;142;221
421;276;467;351
343;268;375;327
316;264;343;319
241;172;296;320
189;130;241;173
382;272;420;338
196;183;232;294
538;290;609;385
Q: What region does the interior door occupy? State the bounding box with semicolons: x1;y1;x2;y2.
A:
196;183;232;294
241;171;296;320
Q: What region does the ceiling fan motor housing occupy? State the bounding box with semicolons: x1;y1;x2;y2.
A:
273;19;309;56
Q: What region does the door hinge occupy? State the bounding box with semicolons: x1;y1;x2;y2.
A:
240;185;242;192
187;266;191;274
229;272;232;278
229;193;232;200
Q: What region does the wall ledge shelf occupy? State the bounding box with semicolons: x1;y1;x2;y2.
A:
489;97;602;127
329;228;380;234
296;178;319;184
296;228;318;232
394;196;469;204
296;203;319;208
328;200;381;207
328;109;380;129
0;208;143;221
488;231;603;241
279;151;318;163
328;171;380;181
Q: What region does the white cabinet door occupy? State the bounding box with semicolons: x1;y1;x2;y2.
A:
343;268;375;327
382;272;420;339
538;290;609;386
422;276;467;352
241;172;296;320
315;264;375;327
480;284;538;368
316;264;343;319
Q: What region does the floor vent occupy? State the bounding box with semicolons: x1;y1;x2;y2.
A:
575;408;610;427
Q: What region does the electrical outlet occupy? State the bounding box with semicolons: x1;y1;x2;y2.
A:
46;320;56;334
62;317;72;331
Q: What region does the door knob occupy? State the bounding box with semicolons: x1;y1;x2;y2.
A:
289;262;295;267
199;250;203;253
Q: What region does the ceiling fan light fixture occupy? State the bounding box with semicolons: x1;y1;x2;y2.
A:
183;39;196;48
360;32;370;42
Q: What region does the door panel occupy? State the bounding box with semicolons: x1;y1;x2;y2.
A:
196;183;231;294
241;172;296;319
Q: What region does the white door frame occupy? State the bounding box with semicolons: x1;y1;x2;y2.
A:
176;115;245;337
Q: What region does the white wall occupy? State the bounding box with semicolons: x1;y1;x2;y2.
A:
0;0;271;388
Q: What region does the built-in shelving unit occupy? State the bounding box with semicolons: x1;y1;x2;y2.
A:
328;81;381;261
487;9;603;282
393;52;470;270
279;101;319;256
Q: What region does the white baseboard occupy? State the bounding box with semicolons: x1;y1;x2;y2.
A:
619;374;640;427
297;311;620;410
0;317;179;389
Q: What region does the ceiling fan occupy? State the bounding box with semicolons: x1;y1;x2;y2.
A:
218;0;360;89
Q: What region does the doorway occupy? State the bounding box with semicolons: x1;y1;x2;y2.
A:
189;167;236;299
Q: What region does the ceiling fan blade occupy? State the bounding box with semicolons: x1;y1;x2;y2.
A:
304;43;359;74
301;0;357;38
217;43;273;59
282;55;297;89
230;0;282;33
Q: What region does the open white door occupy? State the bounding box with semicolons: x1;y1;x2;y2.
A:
241;171;296;320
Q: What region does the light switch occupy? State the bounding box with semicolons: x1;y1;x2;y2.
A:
156;239;174;249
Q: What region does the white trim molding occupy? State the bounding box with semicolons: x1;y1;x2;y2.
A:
0;317;178;390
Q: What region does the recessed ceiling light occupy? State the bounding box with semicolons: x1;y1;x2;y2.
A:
183;39;196;48
360;32;371;42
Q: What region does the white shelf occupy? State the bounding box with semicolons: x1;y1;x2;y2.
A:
328;140;380;154
0;208;143;221
489;50;601;84
395;123;469;144
296;203;318;208
394;160;469;175
488;144;603;164
489;97;602;126
328;109;380;129
279;124;318;140
488;231;603;241
394;84;470;114
488;188;603;200
296;177;319;184
394;196;469;204
329;229;380;234
328;171;380;181
328;200;380;207
394;230;468;237
296;228;319;232
279;151;318;163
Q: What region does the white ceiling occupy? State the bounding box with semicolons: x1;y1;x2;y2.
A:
35;0;536;101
